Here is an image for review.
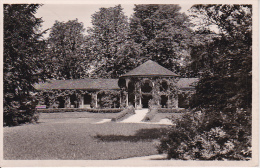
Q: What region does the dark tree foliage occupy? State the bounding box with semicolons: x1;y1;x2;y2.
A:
130;4;193;73
46;19;88;79
158;4;252;160
88;4;194;78
159;110;251;160
190;4;252;112
4;4;47;126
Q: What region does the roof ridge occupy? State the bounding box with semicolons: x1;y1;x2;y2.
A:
121;60;178;77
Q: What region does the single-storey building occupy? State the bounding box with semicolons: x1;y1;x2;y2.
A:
35;60;199;109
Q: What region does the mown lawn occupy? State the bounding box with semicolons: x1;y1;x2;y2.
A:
4;112;171;160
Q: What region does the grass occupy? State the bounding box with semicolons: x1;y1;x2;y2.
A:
4;112;171;160
94;127;169;142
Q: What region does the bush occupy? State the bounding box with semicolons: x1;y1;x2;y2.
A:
111;105;135;121
4;95;39;126
142;108;158;121
37;108;123;113
157;108;186;113
158;108;252;160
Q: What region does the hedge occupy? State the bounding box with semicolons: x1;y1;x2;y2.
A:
157;108;186;113
142;108;158;122
111;106;135;121
37;108;123;113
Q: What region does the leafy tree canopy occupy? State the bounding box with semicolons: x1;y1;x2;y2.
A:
130;4;193;73
4;4;46;126
159;4;252;160
189;4;252;111
87;5;131;78
46;19;88;79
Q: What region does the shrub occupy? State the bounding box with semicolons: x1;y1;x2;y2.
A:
157;108;186;113
111;105;135;121
4;95;39;126
142;108;158;121
158;108;252;160
148;99;161;109
37;108;122;113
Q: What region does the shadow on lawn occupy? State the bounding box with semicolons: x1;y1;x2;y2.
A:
94;128;169;142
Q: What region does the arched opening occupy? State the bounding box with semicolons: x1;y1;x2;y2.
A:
128;81;135;107
160;81;168;92
142;94;153;108
43;93;50;108
161;95;168;108
141;80;152;93
44;96;50;108
57;96;65;108
84;93;92;105
118;78;126;88
70;94;78;108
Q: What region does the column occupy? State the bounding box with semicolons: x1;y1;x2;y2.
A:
95;92;98;108
81;94;84;108
119;92;122;107
139;86;142;108
175;95;178;108
126;93;128;107
134;94;137;109
65;96;71;108
125;78;130;107
167;96;169;108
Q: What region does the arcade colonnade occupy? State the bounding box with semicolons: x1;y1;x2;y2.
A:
119;77;179;109
35;60;195;109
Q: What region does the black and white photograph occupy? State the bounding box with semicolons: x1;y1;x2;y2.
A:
1;0;258;167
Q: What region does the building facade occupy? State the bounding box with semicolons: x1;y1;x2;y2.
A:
35;60;198;109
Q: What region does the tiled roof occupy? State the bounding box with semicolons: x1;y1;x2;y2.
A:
177;78;199;89
35;78;199;91
120;60;178;77
35;78;120;90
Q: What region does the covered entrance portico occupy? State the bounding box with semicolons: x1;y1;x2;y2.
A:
119;60;179;109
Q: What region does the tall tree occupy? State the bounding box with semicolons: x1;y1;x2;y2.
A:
130;4;193;73
46;19;88;79
87;5;131;78
4;4;46;126
158;5;252;160
190;5;252;111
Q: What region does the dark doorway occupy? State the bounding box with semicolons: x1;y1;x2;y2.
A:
128;93;135;107
84;94;92;105
70;94;78;108
160;81;168;92
57;96;65;108
44;95;50;108
128;81;135;107
142;95;152;108
161;95;168;108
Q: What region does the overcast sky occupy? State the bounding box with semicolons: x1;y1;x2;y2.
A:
35;4;193;38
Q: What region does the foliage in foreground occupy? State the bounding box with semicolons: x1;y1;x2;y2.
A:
158;109;251;160
158;4;252;160
4;4;46;126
